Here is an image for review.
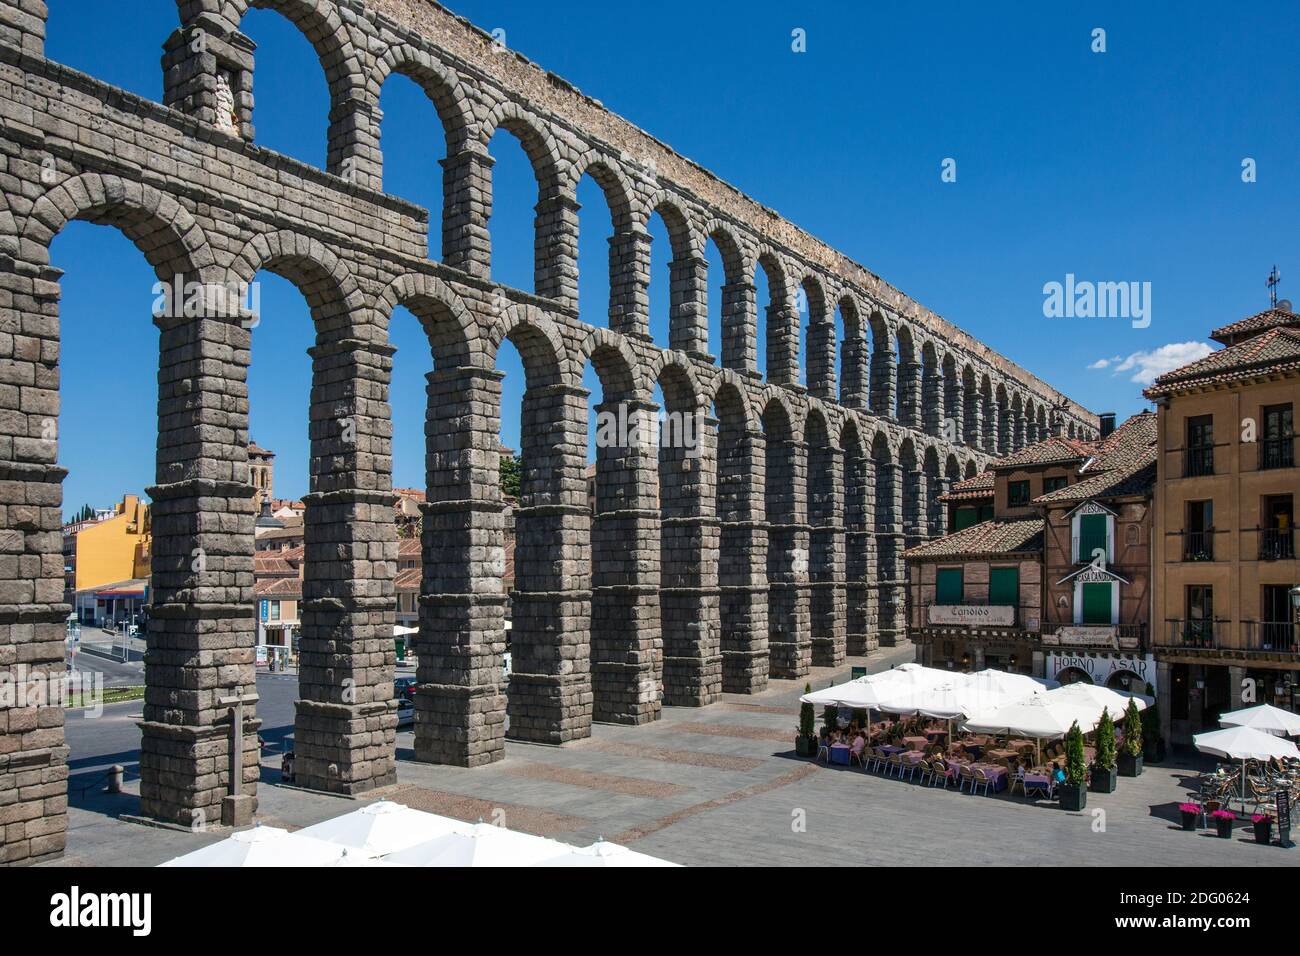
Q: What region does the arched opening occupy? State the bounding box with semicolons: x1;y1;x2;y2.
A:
920;340;941;436
962;365;979;447
838;296;866;408
869;312;893;417
801;277;833;399
46;1;173;100
900;438;923;548
842;420;873;655
485;119;553;296
1058;666;1094;686
923;446;943;539
763;399;806;678
872;433;902;646
378;68;454;260
942;354;960;442
895;325;918;427
709;227;747;372
996;383;1010;454
980;375;996;453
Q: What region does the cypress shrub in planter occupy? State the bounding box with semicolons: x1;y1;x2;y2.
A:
1178;803;1200;831
1252;814;1274;845
1059;721;1088;811
1090;707;1118;793
1141;682;1165;763
1118;699;1144;776
796;683;817;757
822;704;839;735
1211;809;1235;839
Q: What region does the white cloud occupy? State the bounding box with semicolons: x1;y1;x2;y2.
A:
1107;341;1214;384
1087;355;1122;370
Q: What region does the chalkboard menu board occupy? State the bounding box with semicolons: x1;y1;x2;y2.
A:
1277;789;1292;848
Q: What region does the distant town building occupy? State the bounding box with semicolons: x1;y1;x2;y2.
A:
63;493;152;627
1146;306;1300;746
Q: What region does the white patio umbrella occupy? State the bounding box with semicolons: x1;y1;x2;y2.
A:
801;664;953;736
296;800;465;856
968;669;1059;697
1218;704;1300;738
1049;683;1149;726
382;821;566;867
532;838;681;867
962;693;1098;765
160;824;355;867
1194;725;1300;811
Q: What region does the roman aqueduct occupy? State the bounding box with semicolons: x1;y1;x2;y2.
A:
0;0;1096;862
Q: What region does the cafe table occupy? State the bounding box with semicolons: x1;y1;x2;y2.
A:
903;736;929;751
985;748;1018;764
830;743;851;765
880;745;906;755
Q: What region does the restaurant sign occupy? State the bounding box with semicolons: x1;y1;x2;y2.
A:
1046;652;1156;692
928;605;1016;627
1053;626;1117;648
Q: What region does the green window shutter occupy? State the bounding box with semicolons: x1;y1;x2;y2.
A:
936;568;964;604
1081;582;1112;625
954;508;977;531
989;567;1019;606
1078;513;1108;561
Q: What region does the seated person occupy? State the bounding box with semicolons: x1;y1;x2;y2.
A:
1052;765;1067;786
850;732;867;757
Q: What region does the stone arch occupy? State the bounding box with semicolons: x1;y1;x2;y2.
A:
922;444;943;538
894;323;919;426
960;363;979;447
640;192;704;351
376;272;483;369
372;42;477;151
805;405;844;667
703;220;752;373
576;326;647;401
488;301;569;386
837;293;867;409
763;393;807;678
964;458;979;480
21;172;216;282
995;381;1011;454
801;273;835;400
755;248;796;385
841;415;873;654
1010;391;1025;451
920;338;942;436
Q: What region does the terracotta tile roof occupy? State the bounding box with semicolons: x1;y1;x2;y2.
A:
990;435;1095;471
1034;413;1156;504
1209;307;1300;346
939;470;994;502
1144;327;1300;398
395;567;421;591
253;553;297;577
903;518;1044;560
254;577;301;599
397;537;422;557
394;487;426;502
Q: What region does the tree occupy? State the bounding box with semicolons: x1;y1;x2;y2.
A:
1094;707;1117;770
500;453;522;499
798;683;815;739
1123;698;1143;757
1064;721;1087;786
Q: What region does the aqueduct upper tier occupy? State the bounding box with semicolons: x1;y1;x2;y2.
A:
0;0;1095;863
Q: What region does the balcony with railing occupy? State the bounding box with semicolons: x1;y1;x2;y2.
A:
1183;445;1215;478
1242;621;1300;654
1041;621;1147;650
1180;530;1215;562
1258;527;1296;561
1259;436;1295;471
1157;618;1228;650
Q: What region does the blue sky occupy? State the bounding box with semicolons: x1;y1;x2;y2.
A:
44;1;1300;512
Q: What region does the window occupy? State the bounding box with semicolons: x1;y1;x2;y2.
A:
1184;414;1214;476
1261;404;1294;470
989;566;1019;606
1043;475;1068;494
1260;495;1295;560
270;600;281;621
1080;581;1112;625
1077;512;1108;563
1007;480;1031;507
953;507;979;532
936;567;964;604
1184;500;1213;561
1185;585;1214;644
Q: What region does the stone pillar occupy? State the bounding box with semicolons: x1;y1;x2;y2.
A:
963;386;980;447
845;455;875;655
607;227;651;339
806;319;836;401
717;423;768;692
767;436;809;679
766;301;799;386
922;365;943;436
590;399;661;724
874;459;906;647
840;327;869;410
983;397;1000;454
809;444;845;666
0;256;66;862
947;378;964;445
660;411;721;706
870;348;896;418
292;338;397;796
0;0;46;56
441;147;493;279
720;280;758;378
508;383;592;743
897;361;922;429
535;193;580;309
413;366;506;766
162;18;255;142
668;254;710;359
929;476;950;538
998;402;1011;455
141;308;259;828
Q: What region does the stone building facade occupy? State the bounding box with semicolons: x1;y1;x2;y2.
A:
0;0;1095;863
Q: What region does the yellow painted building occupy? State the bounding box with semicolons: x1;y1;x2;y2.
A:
68;494;151;593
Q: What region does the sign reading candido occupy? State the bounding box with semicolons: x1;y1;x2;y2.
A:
928;605;1016;627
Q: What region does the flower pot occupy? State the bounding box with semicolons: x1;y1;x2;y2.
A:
1089;766;1117;793
795;735;816;758
1215;816;1234;839
1180;810;1198;831
1118;752;1143;777
1058;783;1087;811
1254;820;1273;845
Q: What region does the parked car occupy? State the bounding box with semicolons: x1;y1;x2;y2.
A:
394;676;417;703
395;697;414;728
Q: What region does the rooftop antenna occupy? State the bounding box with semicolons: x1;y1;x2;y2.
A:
1267;264;1281;308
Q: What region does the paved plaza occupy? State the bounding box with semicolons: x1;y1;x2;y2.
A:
48;645;1298;867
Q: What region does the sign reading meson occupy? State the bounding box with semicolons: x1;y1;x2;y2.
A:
928;605;1016;627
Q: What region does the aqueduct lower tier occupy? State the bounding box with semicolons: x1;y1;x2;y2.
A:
0;0;1095;863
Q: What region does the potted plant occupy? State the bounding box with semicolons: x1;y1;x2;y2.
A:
1118;699;1144;776
1090;707;1118;793
795;684;817;757
1141;683;1165;763
1059;721;1088;811
1178;802;1200;831
1210;808;1235;839
1252;813;1274;844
